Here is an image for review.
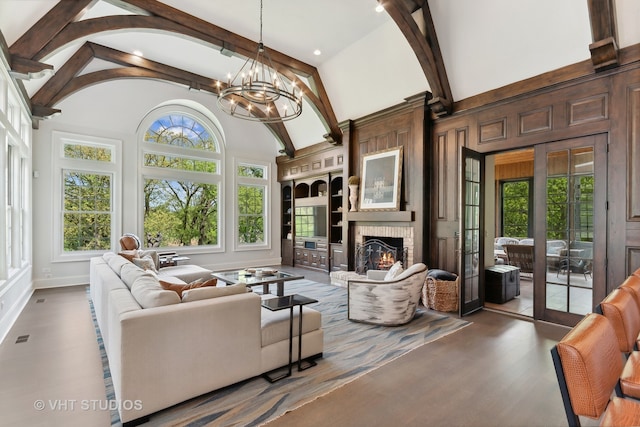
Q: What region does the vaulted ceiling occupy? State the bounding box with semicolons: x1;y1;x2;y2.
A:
1;0;639;155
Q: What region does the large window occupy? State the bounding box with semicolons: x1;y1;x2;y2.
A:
236;161;269;249
500;179;532;238
53;132;121;259
141;111;222;248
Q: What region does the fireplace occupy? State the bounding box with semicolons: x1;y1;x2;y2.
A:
355;236;408;274
354;225;414;271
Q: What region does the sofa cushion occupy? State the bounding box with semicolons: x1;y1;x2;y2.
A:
120;262;150;289
160;277;218;298
260;305;322;347
181;282;247;302
158;264;213;283
108;254;132;276
130;275;181;308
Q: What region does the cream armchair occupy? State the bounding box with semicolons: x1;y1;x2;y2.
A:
347;263;428;326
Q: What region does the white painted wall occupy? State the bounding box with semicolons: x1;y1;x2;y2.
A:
320;19;429;122
32;79;285;288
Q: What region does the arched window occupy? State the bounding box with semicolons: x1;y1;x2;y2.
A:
140;107;223;249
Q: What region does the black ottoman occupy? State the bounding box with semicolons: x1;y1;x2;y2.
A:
485;265;520;304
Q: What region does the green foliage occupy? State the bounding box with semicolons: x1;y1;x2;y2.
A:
238;165;265;178
63;144;112;162
63;171;112;251
502;180;530;237
237;185;265;244
143;178;218;247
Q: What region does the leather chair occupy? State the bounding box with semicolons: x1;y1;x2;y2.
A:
347;263;427;326
619;275;640;311
551;313;640;427
119;233;141;251
598;288;640;355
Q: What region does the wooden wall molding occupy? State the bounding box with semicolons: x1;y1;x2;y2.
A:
628;84;640;220
568;94;608;126
519;107;552;136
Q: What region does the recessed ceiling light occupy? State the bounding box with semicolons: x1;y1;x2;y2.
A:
133;50;143;57
313;49;322;56
375;4;384;13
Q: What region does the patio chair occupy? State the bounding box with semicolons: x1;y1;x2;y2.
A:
503;244;534;276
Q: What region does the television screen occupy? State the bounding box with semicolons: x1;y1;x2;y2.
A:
294;206;327;238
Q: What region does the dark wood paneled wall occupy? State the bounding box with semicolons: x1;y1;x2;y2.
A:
431;56;640;293
348;93;430;265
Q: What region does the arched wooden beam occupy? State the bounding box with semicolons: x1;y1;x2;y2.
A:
13;1;340;146
381;0;453;117
30;42;296;156
8;0;96;59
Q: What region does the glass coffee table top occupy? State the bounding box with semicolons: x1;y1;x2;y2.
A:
212;269;304;296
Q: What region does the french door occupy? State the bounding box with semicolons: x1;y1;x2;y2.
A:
533;135;607;326
460;147;484;316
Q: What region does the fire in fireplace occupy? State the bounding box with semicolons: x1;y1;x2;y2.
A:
355;237;408;274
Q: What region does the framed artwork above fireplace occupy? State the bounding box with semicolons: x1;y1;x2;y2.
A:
359;147;402;211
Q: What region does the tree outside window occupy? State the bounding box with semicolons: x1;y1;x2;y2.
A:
237;162;268;247
501;179;531;238
59;141;116;253
63;170;112;251
142;113;222;248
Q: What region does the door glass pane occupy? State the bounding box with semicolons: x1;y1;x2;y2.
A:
463;156;481;307
545;148;593;315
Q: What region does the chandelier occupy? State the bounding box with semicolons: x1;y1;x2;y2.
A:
217;0;303;123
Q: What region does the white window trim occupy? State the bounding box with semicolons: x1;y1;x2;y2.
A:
234;158;270;251
51;131;122;262
137;105;225;253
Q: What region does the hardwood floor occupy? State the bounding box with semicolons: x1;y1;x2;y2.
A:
0;266;581;427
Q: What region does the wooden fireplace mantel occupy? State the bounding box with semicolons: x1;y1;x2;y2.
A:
346;211;414;223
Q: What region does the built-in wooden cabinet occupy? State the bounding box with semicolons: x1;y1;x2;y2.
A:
281;183;293;266
277;144;347;273
330;175;343;244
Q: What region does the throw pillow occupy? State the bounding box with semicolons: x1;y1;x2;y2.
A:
118;250;139;263
384;261;404;281
160;277;218;298
182;282;248;303
133;255;157;272
427;269;458;281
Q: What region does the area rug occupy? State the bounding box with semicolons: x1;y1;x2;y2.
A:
91;280;471;426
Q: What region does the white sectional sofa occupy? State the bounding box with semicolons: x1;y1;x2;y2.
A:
89;252;323;426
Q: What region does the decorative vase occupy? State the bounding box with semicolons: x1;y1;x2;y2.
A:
349;185;359;212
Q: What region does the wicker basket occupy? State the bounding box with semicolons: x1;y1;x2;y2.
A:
422;276;459;312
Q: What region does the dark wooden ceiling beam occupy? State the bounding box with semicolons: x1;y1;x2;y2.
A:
9;56;54;80
381;0;453;117
31;42;94;107
586;0;619;71
33;15;223;62
9;0;96;59
18;1;340;148
30;41;297;156
117;0;317;77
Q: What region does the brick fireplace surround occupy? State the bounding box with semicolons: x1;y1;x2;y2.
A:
355;225;414;267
